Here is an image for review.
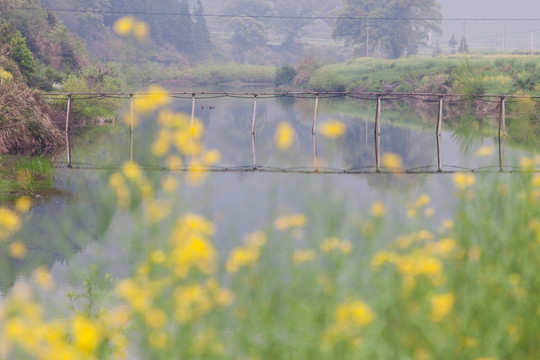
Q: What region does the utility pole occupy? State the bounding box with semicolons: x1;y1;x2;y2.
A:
366;19;369;57
532;32;534;55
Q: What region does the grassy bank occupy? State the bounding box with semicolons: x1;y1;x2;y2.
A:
307;55;540;95
0;155;59;202
135;62;276;86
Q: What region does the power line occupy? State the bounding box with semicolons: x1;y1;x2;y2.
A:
6;5;540;22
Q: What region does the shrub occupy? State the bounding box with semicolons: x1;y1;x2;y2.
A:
275;63;297;87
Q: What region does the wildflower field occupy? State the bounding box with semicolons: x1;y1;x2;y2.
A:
2;16;540;360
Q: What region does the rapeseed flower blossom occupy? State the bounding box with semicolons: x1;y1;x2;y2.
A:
319;120;347;138
274;213;307;230
15;196;32;212
275;121;296;150
382;152;403;171
134;86;171;113
8;241;26;259
453;173;476;189
475;146;495;157
293;249;316;264
430;293;454;322
370;201;386;217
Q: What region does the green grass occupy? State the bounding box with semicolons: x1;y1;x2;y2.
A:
0;155;58;202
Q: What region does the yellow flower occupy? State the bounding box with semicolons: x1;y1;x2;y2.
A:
133;21;149;40
474;146;495;157
73;315;102;352
202;149;221;165
9;241;27;259
34;267;54;290
319;120;347;138
335;301;374;328
145;308;167;328
430;293;454;322
0;208;21;234
370;201;386;217
415;194;430;208
149;332;169;349
381;152;402;171
275;121;296;150
226;247;260;273
452;173;476;189
274;213;307;230
150;250;167;264
293;250;316;264
113;16;135;36
134;85;171;113
15;197;32;213
520;156;535;172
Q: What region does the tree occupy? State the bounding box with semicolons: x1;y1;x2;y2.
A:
192;0;213;56
458;35;469;53
229;16;266;48
333;0;442;59
448;34;457;54
269;0;336;49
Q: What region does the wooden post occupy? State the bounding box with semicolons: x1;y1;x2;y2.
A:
252;95;257;169
251;95;257;135
312;133;319;172
436;95;443;172
129;94;134;163
65;94;72;168
499;97;506;172
374;94;381;172
191;93;196;131
312;94;319;135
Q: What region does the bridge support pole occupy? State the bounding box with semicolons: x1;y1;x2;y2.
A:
129;94;134;163
65;94;72;168
252;95;257;169
436;95;443;172
498;97;506;172
374;94;381;172
312;94;319;135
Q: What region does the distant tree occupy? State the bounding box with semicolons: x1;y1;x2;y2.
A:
192;0;213;56
333;0;442;59
458;35;469;53
275;63;297;86
432;42;441;57
269;0;336;49
229;16;266;48
448;34;457;54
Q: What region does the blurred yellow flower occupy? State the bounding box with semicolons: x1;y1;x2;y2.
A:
73;315;102;352
453;173;476;189
335;300;374;328
134;86;171;113
381;152;402;171
133;21;149;39
319;120;347;138
370;201;386;217
430;293;454;322
145;308;167;329
15;197;32;213
293;249;316;264
274;213;307;230
275;121;296;150
113;16;134;36
33;267;54;290
9;241;26;259
520;156;535;172
415;194;430;208
475;146;495;157
0;208;21;234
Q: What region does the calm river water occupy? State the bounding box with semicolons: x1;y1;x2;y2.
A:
0;93;531;296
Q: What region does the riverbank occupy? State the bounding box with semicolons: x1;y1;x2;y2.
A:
307;55;540;95
0;155;64;202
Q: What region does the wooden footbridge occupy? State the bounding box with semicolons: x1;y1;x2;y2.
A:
41;91;538;173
